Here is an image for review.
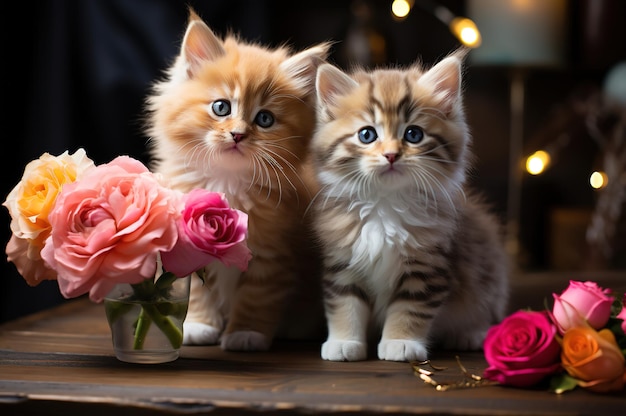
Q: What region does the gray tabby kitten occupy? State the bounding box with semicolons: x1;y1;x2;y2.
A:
310;50;510;362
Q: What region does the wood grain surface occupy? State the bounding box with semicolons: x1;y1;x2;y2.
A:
1;272;625;415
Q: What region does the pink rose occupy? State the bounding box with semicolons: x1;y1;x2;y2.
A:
161;189;251;276
552;280;613;334
40;156;179;302
483;310;562;387
617;294;626;335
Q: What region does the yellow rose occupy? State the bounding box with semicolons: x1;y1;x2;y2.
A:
561;326;626;393
3;149;95;252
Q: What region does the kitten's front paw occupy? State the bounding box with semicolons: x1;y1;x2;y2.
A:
183;322;221;345
378;339;428;362
321;340;367;361
221;331;271;352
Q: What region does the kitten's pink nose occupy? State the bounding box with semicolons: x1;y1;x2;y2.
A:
384;153;398;164
231;132;246;143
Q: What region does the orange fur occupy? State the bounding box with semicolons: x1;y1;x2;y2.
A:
145;9;329;351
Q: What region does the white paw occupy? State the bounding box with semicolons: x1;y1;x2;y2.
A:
321;340;367;361
378;339;428;362
221;331;271;351
183;322;221;345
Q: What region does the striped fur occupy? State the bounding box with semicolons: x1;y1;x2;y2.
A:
310;50;510;362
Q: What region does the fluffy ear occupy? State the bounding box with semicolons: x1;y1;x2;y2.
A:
180;9;225;78
316;64;359;111
417;51;465;114
279;43;331;95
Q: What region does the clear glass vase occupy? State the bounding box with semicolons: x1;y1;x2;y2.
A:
104;274;191;364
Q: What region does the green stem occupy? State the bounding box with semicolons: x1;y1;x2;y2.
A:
139;303;184;349
133;306;153;349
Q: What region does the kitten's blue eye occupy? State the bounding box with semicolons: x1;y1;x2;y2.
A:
358;127;378;144
212;100;231;116
255;111;274;128
404;125;424;144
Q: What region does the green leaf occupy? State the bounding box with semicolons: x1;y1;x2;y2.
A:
549;373;579;394
196;267;207;285
606;317;626;352
610;295;623;317
155;271;178;291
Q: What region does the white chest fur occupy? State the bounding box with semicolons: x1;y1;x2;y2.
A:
347;193;454;286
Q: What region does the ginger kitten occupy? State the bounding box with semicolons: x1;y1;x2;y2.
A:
146;9;329;351
310;50;510;362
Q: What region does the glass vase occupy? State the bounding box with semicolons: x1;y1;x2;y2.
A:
104;274;191;364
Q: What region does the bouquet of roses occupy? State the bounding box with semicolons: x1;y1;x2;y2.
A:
4;148;251;350
482;280;626;394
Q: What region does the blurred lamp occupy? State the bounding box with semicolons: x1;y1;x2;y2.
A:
603;61;626;107
466;0;567;264
468;0;566;67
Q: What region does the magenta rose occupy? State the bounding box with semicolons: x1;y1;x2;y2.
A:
161;189;251;277
40;156;179;302
483;310;562;387
551;280;613;334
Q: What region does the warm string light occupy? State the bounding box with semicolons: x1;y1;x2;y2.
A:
525;151;609;190
449;17;481;48
391;0;412;18
590;171;608;189
390;0;481;48
525;150;551;175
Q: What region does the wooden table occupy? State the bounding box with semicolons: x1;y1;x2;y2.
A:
1;273;625;415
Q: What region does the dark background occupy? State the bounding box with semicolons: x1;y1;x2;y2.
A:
2;0;625;323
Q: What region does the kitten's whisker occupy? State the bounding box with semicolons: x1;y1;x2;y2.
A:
262;142;311;198
338;171;362;201
267;160;284;206
263;146;299;175
257;149;291;205
418;170;446;210
249;155;263;193
304;187;323;217
420;168;459;216
263;147;310;204
250;153;271;197
411;171;436;210
321;180;346;211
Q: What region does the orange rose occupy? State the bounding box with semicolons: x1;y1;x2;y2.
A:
561;326;626;393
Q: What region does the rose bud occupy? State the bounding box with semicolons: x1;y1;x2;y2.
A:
552;280;613;334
